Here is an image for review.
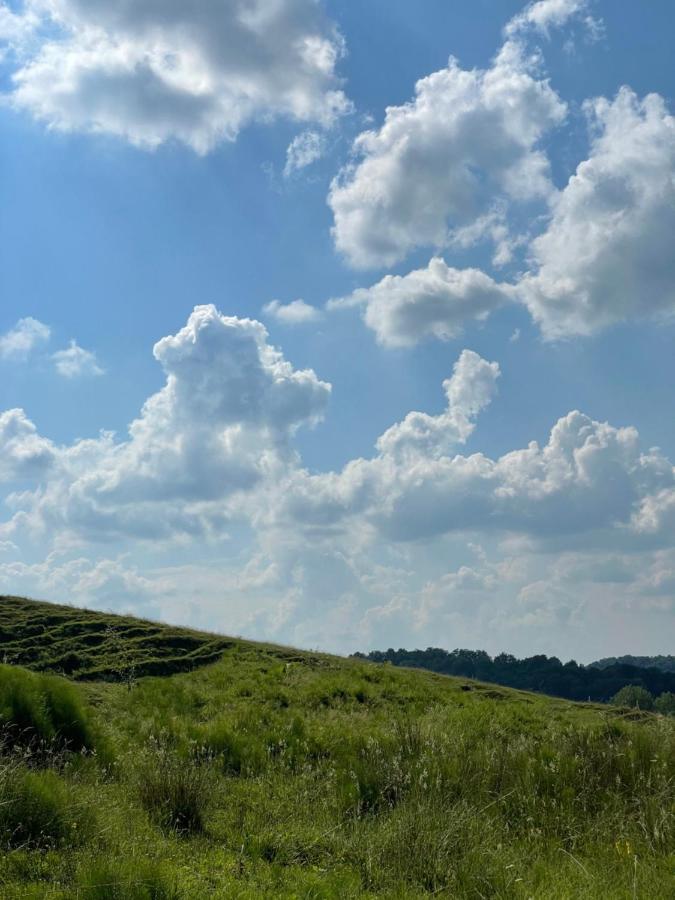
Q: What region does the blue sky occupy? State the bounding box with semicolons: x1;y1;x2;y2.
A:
1;0;674;661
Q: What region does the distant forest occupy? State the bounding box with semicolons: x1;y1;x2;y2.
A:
352;648;675;703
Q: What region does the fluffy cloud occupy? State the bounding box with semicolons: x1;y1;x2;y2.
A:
336;86;675;344
329;257;514;347
279;362;674;546
52;340;104;378
521;88;675;337
7;0;349;152
0;317;50;360
263;298;321;325
0;408;56;482
375;350;500;461
1;305;330;541
2;334;674;657
328;36;566;268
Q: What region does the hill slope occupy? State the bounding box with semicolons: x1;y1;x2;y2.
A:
0;597;673;898
0;595;237;680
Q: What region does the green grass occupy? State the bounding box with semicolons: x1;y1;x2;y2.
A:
0;596;236;681
0;596;674;897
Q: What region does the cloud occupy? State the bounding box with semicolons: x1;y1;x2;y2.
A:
52;340;104;378
520;88;675;337
0;317;50;360
0;408;56;482
263;298;321;325
7;0;350;152
0;304;331;542
328;34;566;269
278;361;674;546
329;257;514;347
375;350;500;461
284;130;327;177
335;86;675;345
505;0;591;38
2;334;674;657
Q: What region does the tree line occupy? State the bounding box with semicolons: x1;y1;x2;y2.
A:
352;647;675;707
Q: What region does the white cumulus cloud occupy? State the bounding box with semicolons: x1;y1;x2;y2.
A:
329;257;514;347
7;0;350;152
521;88;675;337
0;304;331;542
328;36;566;269
0;408;56;482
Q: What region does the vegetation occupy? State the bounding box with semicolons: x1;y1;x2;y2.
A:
591;654;675;673
0;664;101;754
0;596;673;897
610;685;655;711
355;646;675;704
0;596;233;681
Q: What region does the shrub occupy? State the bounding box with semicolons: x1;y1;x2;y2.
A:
136;740;213;834
0;664;98;754
655;692;675;716
74;859;182;899
611;685;655;710
0;766;93;849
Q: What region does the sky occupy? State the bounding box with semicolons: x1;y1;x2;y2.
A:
1;0;674;662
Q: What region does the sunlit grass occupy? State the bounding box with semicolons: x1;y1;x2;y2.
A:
0;598;673;897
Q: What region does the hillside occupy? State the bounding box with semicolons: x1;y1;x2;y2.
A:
0;595;236;680
0;597;673;898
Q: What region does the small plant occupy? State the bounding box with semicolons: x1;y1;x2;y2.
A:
104;624;138;691
136;738;213;834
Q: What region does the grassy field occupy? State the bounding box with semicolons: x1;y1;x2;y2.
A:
0;596;673;898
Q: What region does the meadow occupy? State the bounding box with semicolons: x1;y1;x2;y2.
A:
0;596;673;898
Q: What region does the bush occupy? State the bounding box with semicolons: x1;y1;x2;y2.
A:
611;685;655;710
136;740;213;834
74;859;182;899
655;692;675;716
0;766;93;849
0;664;98;754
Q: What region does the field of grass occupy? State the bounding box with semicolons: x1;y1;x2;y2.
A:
1;596;674;898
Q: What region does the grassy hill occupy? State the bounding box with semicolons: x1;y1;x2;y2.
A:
0;596;673;898
0;596;237;680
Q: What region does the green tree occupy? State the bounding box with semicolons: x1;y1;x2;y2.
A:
611;685;654;710
654;691;675;716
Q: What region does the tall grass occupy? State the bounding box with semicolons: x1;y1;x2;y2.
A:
0;627;673;897
0;763;95;849
135;738;214;834
0;664;98;754
73;858;182;899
